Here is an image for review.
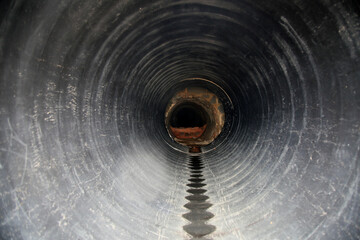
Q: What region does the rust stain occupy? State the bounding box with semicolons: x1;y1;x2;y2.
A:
189;146;202;153
165;87;225;146
170;125;207;139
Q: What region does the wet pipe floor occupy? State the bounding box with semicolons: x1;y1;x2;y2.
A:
183;155;216;239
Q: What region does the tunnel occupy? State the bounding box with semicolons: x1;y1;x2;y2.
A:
0;0;359;239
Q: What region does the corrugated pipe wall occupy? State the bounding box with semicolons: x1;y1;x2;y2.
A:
0;1;359;239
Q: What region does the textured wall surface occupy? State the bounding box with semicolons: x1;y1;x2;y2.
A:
0;0;359;239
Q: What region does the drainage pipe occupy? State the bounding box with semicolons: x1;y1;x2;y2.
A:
0;0;359;239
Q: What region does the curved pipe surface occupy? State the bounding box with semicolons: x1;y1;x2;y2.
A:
0;0;359;239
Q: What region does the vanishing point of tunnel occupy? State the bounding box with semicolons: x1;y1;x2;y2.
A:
0;0;359;239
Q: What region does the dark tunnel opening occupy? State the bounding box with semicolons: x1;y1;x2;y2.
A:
170;103;207;128
0;0;359;239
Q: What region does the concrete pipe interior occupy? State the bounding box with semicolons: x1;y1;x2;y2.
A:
0;0;359;239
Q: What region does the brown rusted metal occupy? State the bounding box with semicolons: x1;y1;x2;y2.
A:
165;87;225;147
189;146;202;153
170;125;207;139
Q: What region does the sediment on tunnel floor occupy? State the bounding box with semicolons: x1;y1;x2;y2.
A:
0;0;359;240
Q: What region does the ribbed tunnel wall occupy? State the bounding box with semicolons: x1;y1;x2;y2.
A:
0;0;359;239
